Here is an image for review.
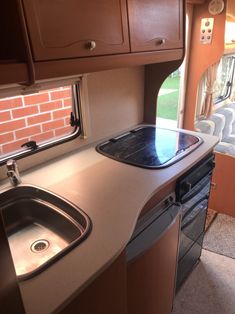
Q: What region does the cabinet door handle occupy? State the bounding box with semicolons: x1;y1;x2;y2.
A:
85;40;96;51
156;38;166;45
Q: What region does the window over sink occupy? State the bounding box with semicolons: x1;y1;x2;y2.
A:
0;83;81;164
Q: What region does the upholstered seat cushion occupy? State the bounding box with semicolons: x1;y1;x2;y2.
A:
195;120;215;135
215;142;235;156
210;113;225;139
216;108;235;144
225;104;235;134
195;104;235;157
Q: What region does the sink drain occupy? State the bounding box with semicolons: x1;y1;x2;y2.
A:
31;240;50;253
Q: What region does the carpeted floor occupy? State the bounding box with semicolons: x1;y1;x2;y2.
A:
172;250;235;314
203;213;235;259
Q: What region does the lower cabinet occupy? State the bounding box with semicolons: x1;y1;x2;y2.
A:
59;252;127;314
0;215;26;314
60;216;180;314
127;216;180;314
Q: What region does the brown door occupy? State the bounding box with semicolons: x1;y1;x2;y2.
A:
128;0;183;52
22;0;130;61
127;216;180;314
0;213;25;314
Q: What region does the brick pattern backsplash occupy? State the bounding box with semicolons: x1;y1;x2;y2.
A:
0;86;74;156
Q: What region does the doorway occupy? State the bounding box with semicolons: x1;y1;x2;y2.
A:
156;9;191;129
156;68;181;129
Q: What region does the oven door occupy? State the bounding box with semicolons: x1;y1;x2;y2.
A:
179;196;208;260
176;154;215;203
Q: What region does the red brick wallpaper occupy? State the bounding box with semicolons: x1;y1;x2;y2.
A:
0;86;74;156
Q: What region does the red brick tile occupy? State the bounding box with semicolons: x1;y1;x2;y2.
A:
30;131;54;143
55;126;73;137
65;117;71;125
27;113;51;125
24;93;49;106
63;98;73;107
15;125;41;139
40;101;63;113
12;106;39;118
2;138;28;154
42;120;65;132
0;97;22;110
52;108;71;120
0;132;14;145
50;89;72;100
0;119;26;133
0;111;11;122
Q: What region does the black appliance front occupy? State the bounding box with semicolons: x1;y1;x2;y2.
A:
179;177;211;260
176;153;215;290
177;234;204;288
179;197;208;260
96;126;202;169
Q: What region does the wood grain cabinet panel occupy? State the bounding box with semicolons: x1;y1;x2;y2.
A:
127;0;183;52
22;0;130;61
60;252;127;314
127;216;180;314
0;214;25;314
225;0;235;53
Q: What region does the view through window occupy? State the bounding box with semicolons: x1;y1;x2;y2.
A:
213;56;235;104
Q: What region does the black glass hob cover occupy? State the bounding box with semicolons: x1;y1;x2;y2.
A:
96;126;202;169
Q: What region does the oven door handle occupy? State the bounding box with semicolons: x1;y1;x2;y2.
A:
181;197;208;229
126;203;181;263
180;175;211;204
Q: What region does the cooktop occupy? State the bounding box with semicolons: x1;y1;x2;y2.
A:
96;126;203;169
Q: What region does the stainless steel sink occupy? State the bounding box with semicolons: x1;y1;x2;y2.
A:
0;185;91;280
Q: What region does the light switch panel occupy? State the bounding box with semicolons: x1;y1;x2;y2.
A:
200;18;214;44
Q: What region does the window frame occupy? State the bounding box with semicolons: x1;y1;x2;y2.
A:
214;56;235;105
0;83;81;165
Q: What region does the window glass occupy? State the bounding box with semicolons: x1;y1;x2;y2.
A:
0;85;80;163
213;56;235;103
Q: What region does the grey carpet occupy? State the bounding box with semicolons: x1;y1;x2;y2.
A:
203;213;235;259
172;250;235;314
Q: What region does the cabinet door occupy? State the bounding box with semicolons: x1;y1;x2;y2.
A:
127;216;180;314
60;252;127;314
128;0;183;52
0;214;25;314
22;0;130;61
225;0;235;53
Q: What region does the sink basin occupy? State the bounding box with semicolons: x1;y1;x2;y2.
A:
0;185;91;280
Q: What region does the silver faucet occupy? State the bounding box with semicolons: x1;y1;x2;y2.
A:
6;159;22;186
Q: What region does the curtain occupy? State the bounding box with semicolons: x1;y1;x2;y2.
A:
200;61;220;118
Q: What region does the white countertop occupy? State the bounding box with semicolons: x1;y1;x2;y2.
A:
0;128;219;314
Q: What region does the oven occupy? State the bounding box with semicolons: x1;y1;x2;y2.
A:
175;153;215;290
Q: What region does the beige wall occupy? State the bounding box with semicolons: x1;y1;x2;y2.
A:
0;66;145;179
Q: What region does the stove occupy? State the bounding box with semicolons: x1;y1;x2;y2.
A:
96;126;203;169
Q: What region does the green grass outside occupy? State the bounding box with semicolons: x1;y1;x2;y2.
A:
157;75;180;121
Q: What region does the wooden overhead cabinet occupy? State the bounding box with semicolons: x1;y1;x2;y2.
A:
127;0;183;52
0;2;29;85
21;0;130;61
0;0;184;85
225;0;235;54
